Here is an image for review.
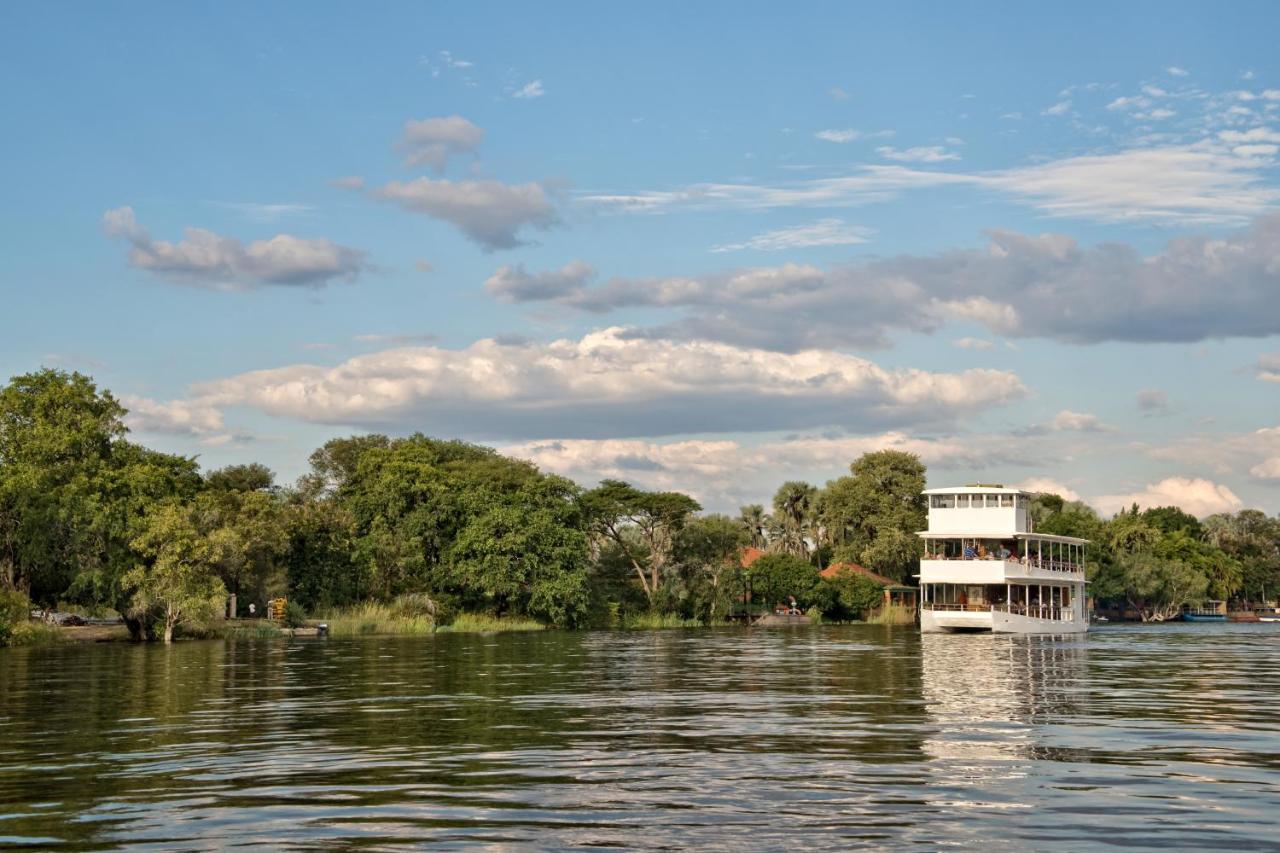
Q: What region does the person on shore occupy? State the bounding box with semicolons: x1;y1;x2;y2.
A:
248;602;256;618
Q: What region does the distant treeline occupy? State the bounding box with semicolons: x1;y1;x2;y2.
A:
1;369;1278;643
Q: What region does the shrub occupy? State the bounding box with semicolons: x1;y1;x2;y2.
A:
283;600;308;629
0;587;32;646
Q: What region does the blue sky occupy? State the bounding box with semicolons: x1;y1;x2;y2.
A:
3;1;1280;516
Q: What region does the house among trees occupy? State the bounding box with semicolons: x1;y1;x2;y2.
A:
821;562;918;616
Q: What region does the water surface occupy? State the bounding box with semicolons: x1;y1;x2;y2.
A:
2;624;1278;849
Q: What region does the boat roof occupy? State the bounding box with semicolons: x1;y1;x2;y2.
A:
922;484;1030;495
916;531;1089;545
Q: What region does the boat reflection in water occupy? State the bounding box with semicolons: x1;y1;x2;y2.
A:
920;632;1088;762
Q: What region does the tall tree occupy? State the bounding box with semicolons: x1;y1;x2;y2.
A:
125;503;227;642
737;504;769;549
581;480;701;605
823;451;926;579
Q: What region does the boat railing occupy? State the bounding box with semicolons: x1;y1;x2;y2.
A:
921;603;990;612
923;555;1083;574
992;603;1072;621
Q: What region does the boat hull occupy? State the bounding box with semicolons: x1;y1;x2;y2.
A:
1181;614;1226;622
920;608;1087;635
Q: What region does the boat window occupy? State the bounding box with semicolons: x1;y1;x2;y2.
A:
930;494;956;509
1000;494;1014;507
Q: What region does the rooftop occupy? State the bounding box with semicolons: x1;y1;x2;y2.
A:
922;484;1030;495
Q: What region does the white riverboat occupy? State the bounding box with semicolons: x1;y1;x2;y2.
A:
917;485;1088;634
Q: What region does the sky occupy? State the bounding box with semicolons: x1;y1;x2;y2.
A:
3;1;1280;518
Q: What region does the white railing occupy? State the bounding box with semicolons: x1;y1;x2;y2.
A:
992;604;1073;621
923;555;1083;574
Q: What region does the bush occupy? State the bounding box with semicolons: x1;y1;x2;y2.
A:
0;587;32;646
283;600;308;629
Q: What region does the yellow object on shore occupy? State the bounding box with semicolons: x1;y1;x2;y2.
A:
268;598;287;621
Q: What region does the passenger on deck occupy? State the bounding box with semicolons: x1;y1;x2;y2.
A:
963;544;977;559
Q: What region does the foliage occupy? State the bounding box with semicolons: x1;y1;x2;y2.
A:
283;600;307;629
581;479;701;605
823;569;885;621
124;503;228;642
823;450;926;579
747;553;832;612
0;585;30;645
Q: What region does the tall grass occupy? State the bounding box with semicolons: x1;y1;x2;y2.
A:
867;604;917;626
5;621;65;646
620;612;705;630
436;612;545;633
319;602;438;637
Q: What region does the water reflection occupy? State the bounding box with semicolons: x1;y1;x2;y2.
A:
1;625;1279;849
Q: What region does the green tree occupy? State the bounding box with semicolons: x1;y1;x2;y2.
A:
737;504;769;549
748;552;831;611
125;503;227;642
769;481;816;560
205;463;274;493
675;514;749;622
581;480;701;606
823;569;885;620
823;450;926;574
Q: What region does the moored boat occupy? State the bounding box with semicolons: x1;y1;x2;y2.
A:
917;485;1088;635
1181;601;1227;622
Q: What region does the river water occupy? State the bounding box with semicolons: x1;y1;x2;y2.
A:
1;624;1278;850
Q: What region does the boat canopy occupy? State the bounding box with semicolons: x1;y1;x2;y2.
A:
916;531;1089;545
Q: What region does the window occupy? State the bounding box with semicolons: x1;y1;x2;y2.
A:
956;494;970;508
930;494;956;509
1000;494;1014;507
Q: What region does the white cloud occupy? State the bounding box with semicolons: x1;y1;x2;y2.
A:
396;115;484;170
370;178;558;250
952;337;994;350
877;145;960;163
1016;478;1082;502
1050;410;1110;432
709;219;874;252
1042;100;1072;116
584;138;1278;225
102;206;367;290
1093;477;1243;518
815;129;861;143
1167;66;1190;77
159;328;1028;442
502;431;1035;511
1256;352;1280;382
121;394;225;438
511;80;545;99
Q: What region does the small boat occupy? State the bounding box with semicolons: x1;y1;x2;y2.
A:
1182;601;1227;622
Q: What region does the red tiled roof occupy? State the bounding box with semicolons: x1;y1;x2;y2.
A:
739;546;767;568
819;561;899;587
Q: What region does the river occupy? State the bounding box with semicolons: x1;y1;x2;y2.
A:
2;624;1278;849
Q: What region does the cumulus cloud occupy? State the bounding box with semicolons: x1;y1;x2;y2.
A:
1093;477;1243;518
154;328;1027;441
121;394;225;438
488;215;1280;350
102;207;367;290
370;178;558;250
1146;426;1280;483
1049;410;1111;432
1015;477;1082;502
396;115;484;170
485;260;595;302
709;219;874;252
1256;352;1280;382
501;431;1036;510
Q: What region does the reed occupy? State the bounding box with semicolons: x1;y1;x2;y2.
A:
867;604;917;626
620;612;705;630
319;602;438;637
436;612;545;633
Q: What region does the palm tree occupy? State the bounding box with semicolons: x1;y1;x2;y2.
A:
771;481;816;559
737;504;768;549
